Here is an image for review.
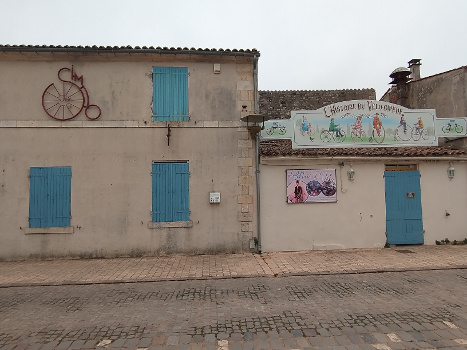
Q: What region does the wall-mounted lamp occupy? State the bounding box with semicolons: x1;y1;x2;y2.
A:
347;166;355;181
447;163;455;179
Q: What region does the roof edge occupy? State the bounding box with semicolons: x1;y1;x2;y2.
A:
0;45;260;57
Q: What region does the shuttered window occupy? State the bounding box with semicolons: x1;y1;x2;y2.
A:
152;67;189;121
151;162;190;222
29;167;71;228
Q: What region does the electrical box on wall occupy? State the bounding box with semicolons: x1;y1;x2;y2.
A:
213;63;221;74
210;192;221;203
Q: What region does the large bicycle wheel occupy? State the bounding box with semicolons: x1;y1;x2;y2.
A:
442;125;450;134
395;125;412;141
278;127;286;135
412;128;421;141
266;127;274;135
455;124;463;133
371;127;385;144
320;130;332;142
42;82;85;120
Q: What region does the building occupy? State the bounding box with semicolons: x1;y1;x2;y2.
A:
0;45;259;260
258;89;467;252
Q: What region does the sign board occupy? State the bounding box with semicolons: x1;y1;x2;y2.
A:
260;100;466;148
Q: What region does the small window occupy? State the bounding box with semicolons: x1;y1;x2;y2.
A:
385;164;418;171
151;162;190;222
29;167;71;228
152;67;189;121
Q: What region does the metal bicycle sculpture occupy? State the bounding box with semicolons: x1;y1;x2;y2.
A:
42;66;101;121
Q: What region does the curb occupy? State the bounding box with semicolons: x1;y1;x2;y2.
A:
1;264;465;289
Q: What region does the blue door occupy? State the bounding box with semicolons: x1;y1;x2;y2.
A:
384;170;424;244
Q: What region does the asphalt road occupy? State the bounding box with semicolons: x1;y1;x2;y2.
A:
1;269;466;349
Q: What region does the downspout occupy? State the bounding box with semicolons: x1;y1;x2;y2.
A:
253;54;262;253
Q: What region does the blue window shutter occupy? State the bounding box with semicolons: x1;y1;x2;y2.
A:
152;162;189;222
29;167;71;228
152;67;188;121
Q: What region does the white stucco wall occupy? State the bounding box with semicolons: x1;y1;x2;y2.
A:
260;159;467;252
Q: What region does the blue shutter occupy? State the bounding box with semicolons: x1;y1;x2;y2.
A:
152;162;189;222
29;167;71;228
152;67;188;121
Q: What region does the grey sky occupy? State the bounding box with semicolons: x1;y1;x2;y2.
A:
2;0;466;99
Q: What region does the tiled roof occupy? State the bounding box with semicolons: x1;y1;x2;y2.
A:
260;139;467;158
0;45;260;56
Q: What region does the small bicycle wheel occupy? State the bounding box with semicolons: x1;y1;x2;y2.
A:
266;127;274;135
421;129;429;140
442;125;450;134
334;130;346;143
278;127;286;135
85;104;102;120
396;125;412;141
320;130;332;142
42;82;85;120
455;124;463;133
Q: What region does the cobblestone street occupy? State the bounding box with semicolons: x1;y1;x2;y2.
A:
1;268;466;349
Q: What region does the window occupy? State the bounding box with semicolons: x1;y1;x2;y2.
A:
152;67;189;121
29;167;71;228
151;162;190;222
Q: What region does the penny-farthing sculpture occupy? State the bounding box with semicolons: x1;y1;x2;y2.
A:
42;66;101;121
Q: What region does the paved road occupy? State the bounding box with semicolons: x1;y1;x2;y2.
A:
1;269;466;349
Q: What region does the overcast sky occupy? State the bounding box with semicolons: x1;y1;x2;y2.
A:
2;0;466;99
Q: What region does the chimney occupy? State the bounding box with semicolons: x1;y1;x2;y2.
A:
389;67;412;107
408;59;421;80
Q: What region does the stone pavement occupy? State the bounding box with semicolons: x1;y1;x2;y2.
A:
0;245;466;287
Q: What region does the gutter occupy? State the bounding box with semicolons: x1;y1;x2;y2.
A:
261;156;467;165
253;54;262;254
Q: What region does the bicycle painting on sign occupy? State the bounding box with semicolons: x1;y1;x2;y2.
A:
435;118;467;138
42;66;101;121
289;101;438;149
260;119;292;139
286;169;337;203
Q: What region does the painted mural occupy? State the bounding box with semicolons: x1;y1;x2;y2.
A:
286;169;337;203
259;100;467;148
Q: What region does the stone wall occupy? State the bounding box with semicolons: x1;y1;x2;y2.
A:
259;89;376;119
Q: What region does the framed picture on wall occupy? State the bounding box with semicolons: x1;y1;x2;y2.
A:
286;169;337;203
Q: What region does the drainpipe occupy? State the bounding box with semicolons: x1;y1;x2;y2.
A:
253;54;262;253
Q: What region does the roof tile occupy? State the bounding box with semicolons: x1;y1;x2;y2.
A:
260;139;467;158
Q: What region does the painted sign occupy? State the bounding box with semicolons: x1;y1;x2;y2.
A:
260;100;467;148
293;100;437;148
435;118;467;137
261;119;293;139
286;169;337;203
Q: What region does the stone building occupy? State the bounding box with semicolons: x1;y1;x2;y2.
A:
0;45;259;260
